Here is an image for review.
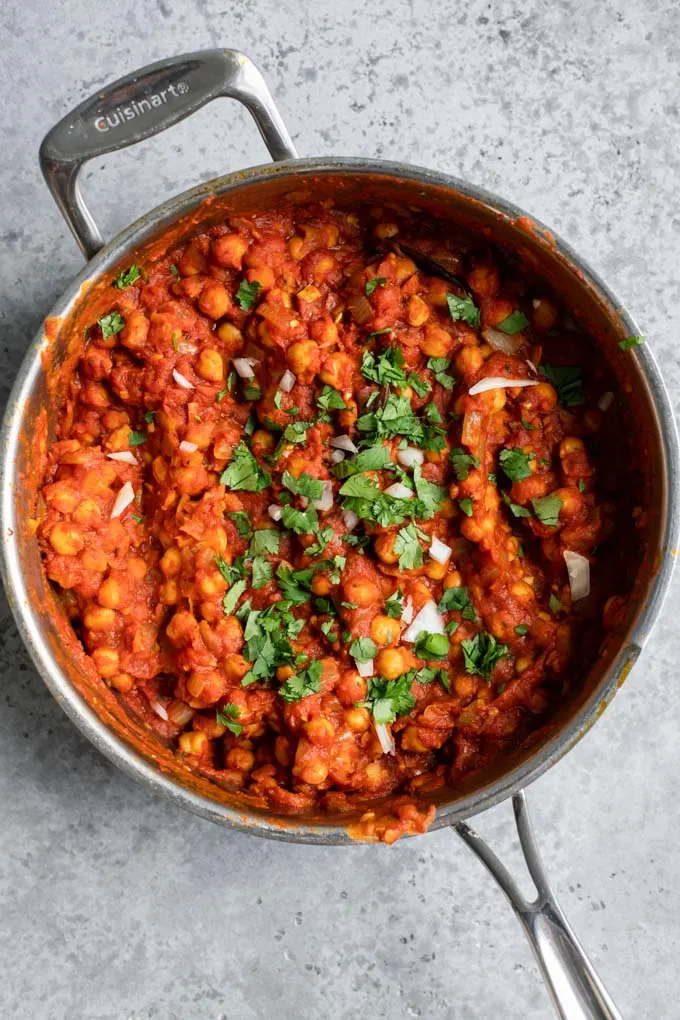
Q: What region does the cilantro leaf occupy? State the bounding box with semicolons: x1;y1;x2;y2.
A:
365;277;386;296
414;631;449;661
501;491;532;518
362;674;416;724
446;292;480;328
531;492;562;527
251;556;273;589
449;447;479;481
499;447;533;482
223;579;247;615
394;522;425;569
461;632;509;680
497;310;529;334
618;335;644;351
413;464;445;516
113;265;141;289
282;471;324;500
514;624;529;636
248;529;280;556
458;497;474;517
349;636;378;662
276;561;330;603
549;593;563;614
279;660;323;702
235;279;261;311
427;356;455;390
361;346;407;388
128;431;146;447
216;703;243;736
408;374;431;398
539;363;585;407
283;420;315;445
143;411;156;424
332;445;392;478
281;504;318;534
384;590;404;619
227;512;253;540
438;586;476;621
220;442;271;492
98;311;125;338
365;327;393;341
317;386;347;412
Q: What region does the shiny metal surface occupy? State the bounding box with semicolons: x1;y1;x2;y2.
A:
455;792;623;1020
2;48;678;1019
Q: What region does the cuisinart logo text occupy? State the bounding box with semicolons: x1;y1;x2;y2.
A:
94;81;190;132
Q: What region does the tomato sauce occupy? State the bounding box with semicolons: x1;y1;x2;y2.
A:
37;200;636;843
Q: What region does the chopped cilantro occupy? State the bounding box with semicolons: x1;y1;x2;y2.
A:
499;447;533;483
520;419;538;431
169;263;180;278
227;512;253;540
128;431;146;447
277;562;327;603
446;292;480;328
249;529;280;557
408;374;431;398
251;556;273;589
365;276;386;296
279;660;323;702
578;479;587;493
317;386;347;412
619;335;644;351
414;631;449;661
362;673;416;725
385;590;404;619
531;492;562;528
439;586;476;621
220;442;271;492
356;392;445;451
497;310;529;334
216;703;242;736
113;264;141;289
274;390;283;410
501;491;532;518
143;411;156;424
349;636;378;662
361;346;408;389
320;620;338;641
394;522;425;569
241;602;305;687
514;624;529;636
282;471;324;500
98;311;125;338
131;513;145;524
549;593;563;614
332;445;392;479
235;279;261;311
365;327;393;341
341;601;359;610
539;363;585;407
458;497;474;517
222;578;247;615
449;447;479;481
281;504;318;535
427;357;455;390
283;420;315;445
461;632;509;680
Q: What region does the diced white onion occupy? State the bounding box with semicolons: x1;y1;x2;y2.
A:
564;549;590;601
526;359;538;374
342;509;359;532
233;358;258;379
482;326;524;355
179;440;198;454
532;298;541;309
330;435;358;454
177;338;197;354
279;369;296;392
151;700;169;721
169;703;195;727
397;445;424;468
106;451;137;465
355;657;375;678
110;481;135;519
268;504;283;522
375;721;396;756
172;368;194;390
312;480;334;512
429;535;453;565
330;450;345;464
468;376;539;396
598;391;614;411
384;482;414;499
401;597;414;625
403;599;445;643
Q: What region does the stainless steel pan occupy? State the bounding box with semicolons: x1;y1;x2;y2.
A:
3;49;678;1020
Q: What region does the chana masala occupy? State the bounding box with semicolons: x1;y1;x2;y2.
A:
38;201;641;843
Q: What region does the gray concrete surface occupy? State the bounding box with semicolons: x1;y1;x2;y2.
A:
1;1;679;1017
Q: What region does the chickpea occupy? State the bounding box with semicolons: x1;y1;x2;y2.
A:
159;546;182;578
553;486;582;519
82;548;108;573
510;580;535;602
455;345;485;378
212;233;248;269
374;222;399;240
376;647;408;680
443;569;463;589
297;284;321;304
305;717;336;747
159;580;179;604
401;726;429;752
226;748;256;772
467;263;499;298
344;706;371;732
83;606;117;631
275;736;294;766
224;654;251;684
198;282;230;320
110;672;134;693
370;614;400;646
532;298;558;332
423;323;455;358
286;340;320;383
120;310;149;352
179;731;209;756
521;381;557;413
426;559;448;581
127;557;147;580
454;673;478;699
407;295;430;327
98;577;122;610
319;351;353;390
196;348;224;383
49;523;85;556
335;669;367;706
247;265;275;291
73;499;101;526
174;465;209;496
177;242;207;276
313;254;336;282
374;533;399;565
197;572;227;598
299;759;329;785
343;576;380;608
311;573;332;597
250;429;275;457
515;656;532;674
215;321;244;353
91;647;119;679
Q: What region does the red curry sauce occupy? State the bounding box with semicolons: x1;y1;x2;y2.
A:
37;201;632;843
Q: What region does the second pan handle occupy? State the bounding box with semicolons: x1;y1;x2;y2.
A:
454;791;623;1020
39;49;298;260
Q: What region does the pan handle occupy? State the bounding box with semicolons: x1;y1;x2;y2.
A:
453;791;623;1020
39;49;298;260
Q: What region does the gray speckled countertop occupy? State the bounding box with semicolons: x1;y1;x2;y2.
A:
1;2;679;1018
